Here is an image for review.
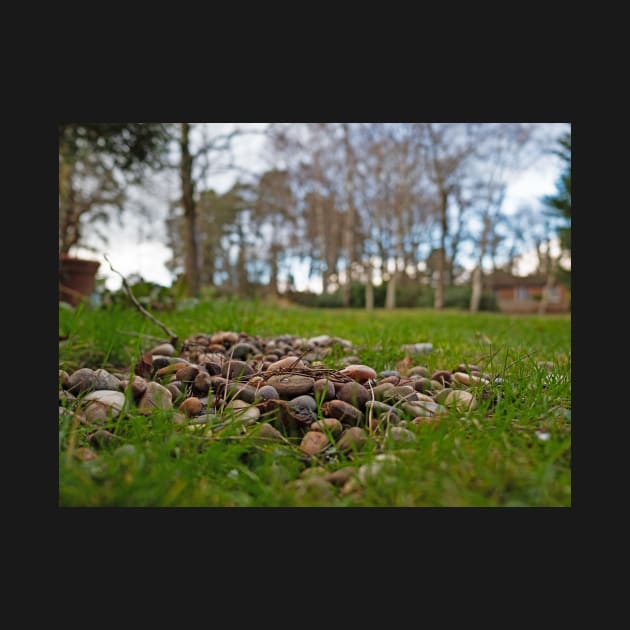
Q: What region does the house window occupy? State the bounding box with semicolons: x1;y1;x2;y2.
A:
548;286;560;303
515;287;529;300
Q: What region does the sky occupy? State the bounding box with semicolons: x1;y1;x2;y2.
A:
72;123;569;292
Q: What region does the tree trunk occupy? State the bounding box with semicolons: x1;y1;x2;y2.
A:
365;265;374;311
180;122;200;298
341;124;354;308
385;272;397;310
469;265;483;313
269;246;279;296
538;248;556;315
434;190;448;310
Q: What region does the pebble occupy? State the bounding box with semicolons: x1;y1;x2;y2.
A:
431;370;453;385
225;399;260;423
313;379;335;402
300;431;330;456
151;343;176;356
137;382;173;414
179;397;202;417
83;390;126;416
229;342;260;360
255;423;286;443
68;368;97;394
193;372;212;394
444;390;477;412
339;364;377;383
322;399;364;425
221;360;254;380
310;418;343;436
73;447;97;462
387;426;416;442
267;356;306;372
324;467;356;486
336;382;370;411
93;369;121;391
408;366;429;378
267;373;314;398
175;365;200;382
336;427;367;452
59;370;70;389
256;385;279;401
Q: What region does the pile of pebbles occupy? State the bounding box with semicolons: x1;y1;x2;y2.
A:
59;331;501;464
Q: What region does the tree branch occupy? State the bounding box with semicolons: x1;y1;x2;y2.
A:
104;254;179;347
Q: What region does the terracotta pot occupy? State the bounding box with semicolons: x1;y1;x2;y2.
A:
59;255;100;306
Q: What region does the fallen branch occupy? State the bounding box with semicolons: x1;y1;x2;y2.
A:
104;255;179;347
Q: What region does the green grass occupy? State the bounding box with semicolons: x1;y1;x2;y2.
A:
59;299;571;507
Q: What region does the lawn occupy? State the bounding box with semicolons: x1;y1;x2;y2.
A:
58;299;571;507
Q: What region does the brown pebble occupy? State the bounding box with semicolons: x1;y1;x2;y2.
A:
137;382;173;414
156;363;187;378
313;378;336;402
339;364;377;383
324;467;356;486
193;371;213;394
310;418;343;436
179;397;202;417
322;399;364;425
267;356;306;372
59;370;70;389
176;365;200;382
300;431;330;456
336;427;368;453
336;381;370;411
431;370;453;385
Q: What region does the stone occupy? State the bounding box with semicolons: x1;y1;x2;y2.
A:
179;397;203;417
339;364;377;383
156;362;188;378
310;418;343;436
444;389;477;412
255;423;286;443
322;399;364;425
336;427;367;453
83;390;126;417
121;375;148;400
300;466;328;479
229;342;260;360
93;368;121;391
382;385;419;404
68;368;97;394
256;385;279;401
193;371;213;394
291;477;334;502
412;377;433;393
313;378;336;402
225;399;260;423
434;388;453;404
267;356;306;372
408;366;429;378
84;402;111;424
267;374;314;398
59;390;76;404
59;370;70;389
226;383;259;404
150;343;176;356
167;382;185;401
137;382;173;414
324;467;356;486
379;370;400;378
358;454;400;483
175;365;200;382
221;360;255;380
210;331;239;346
387;426;416;442
372;382;395;400
300;431;330;456
336;381;370;411
431;370;453;385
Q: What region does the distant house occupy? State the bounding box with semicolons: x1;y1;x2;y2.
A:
485;271;570;314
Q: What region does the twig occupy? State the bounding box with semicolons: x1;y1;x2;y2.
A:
104;255;179;347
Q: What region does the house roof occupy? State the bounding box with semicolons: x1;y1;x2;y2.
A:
485;271;549;288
